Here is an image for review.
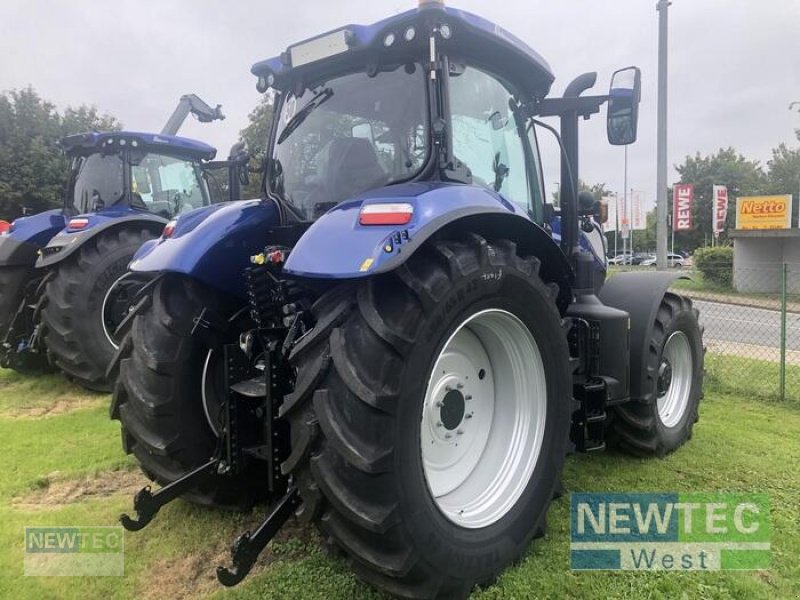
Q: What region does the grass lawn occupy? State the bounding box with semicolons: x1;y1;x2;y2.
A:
0;358;798;600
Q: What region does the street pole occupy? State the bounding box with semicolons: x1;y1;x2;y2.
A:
623;146;629;259
656;0;671;270
614;193;619;257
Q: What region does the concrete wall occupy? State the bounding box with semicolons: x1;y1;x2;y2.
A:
733;237;800;294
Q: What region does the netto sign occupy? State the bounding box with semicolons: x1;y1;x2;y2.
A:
736;195;793;230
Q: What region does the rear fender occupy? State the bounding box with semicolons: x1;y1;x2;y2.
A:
283;182;573;308
598;271;688;401
129;199;281;300
36;212;167;269
0;209;66;267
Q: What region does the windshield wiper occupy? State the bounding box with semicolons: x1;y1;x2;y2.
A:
277;88;334;145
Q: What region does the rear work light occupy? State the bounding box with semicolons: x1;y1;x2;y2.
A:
359;203;414;226
68;218;90;230
162;220;177;239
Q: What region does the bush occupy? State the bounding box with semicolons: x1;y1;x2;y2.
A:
693;246;733;288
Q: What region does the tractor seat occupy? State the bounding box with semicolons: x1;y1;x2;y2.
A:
323;138;387;205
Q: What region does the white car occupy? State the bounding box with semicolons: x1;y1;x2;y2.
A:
640;253;687;268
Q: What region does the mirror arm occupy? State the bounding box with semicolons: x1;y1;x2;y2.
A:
535;95;609;119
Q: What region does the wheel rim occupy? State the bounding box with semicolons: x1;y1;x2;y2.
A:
101;272;145;349
202;349;222;437
421;309;547;529
656;331;693;428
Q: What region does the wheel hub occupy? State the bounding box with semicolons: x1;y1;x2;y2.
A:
657;360;673;396
440;388;466;430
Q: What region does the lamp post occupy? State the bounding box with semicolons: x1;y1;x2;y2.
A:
655;0;671;270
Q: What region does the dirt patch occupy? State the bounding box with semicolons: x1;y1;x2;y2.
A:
2;394;105;418
138;519;316;600
13;468;147;509
141;546;231;600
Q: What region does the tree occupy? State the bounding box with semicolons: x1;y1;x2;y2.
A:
237;94;274;198
765;143;800;227
0;87;120;220
673;147;766;250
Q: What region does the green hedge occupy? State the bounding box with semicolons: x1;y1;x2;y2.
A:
693;246;734;287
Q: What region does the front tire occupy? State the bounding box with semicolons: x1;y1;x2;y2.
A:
285;236;571;598
112;274;266;508
42;228;156;391
611;293;704;456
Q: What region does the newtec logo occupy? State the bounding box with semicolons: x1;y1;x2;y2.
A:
24;526;124;576
570;493;770;571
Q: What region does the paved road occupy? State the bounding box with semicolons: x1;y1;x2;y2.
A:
695;299;800;351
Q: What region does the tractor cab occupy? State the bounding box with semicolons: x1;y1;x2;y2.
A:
61;131;217;219
253;3;557;225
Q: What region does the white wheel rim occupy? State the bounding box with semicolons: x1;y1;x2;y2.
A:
421;309;547;529
202;349;220;436
656;331;693;428
101;272;137;350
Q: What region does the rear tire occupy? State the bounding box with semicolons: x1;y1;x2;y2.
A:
285;235;571;598
42;228;156;391
112;274;267;508
611;293;704;457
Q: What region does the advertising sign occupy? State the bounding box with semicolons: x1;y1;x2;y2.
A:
630;190;646;231
712;185;728;236
735;195;793;230
672;184;694;231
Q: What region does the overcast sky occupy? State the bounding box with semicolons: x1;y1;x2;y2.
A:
2;0;799;212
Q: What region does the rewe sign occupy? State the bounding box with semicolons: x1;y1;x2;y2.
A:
672;184;694;231
712;185;728;236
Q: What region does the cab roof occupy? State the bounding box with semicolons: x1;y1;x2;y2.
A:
60;131;217;161
251;4;555;99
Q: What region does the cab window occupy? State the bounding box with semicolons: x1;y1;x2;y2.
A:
449;66;537;219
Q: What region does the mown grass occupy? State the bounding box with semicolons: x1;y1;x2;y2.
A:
0;357;798;599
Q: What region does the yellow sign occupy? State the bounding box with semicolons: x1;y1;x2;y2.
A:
735;195;793;230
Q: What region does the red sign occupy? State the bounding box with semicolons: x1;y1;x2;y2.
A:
672;184;694;231
712;185;728;235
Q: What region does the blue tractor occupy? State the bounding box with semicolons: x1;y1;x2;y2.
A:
0;95;247;390
112;3;704;597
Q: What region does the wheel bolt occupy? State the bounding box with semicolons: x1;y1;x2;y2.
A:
456;429;464;435
445;433;453;439
457;382;464;389
445;385;452;391
435;401;443;408
465;395;472;401
465;413;473;419
436;421;443;427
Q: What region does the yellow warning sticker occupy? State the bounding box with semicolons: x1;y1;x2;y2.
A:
359;258;375;272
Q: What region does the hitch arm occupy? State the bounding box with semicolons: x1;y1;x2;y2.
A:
216;487;301;586
120;458;219;531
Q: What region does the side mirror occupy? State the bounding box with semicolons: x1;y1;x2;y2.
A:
607;67;641;146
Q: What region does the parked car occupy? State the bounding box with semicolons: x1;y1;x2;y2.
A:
608;252;633;265
640;253;687;268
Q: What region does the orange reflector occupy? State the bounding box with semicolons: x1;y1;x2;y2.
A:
68;218;90;230
359;203;414;226
162;220;177;238
0;220;10;234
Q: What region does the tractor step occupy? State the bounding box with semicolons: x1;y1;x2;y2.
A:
119;458;220;531
571;379;608;452
216;487;301;586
